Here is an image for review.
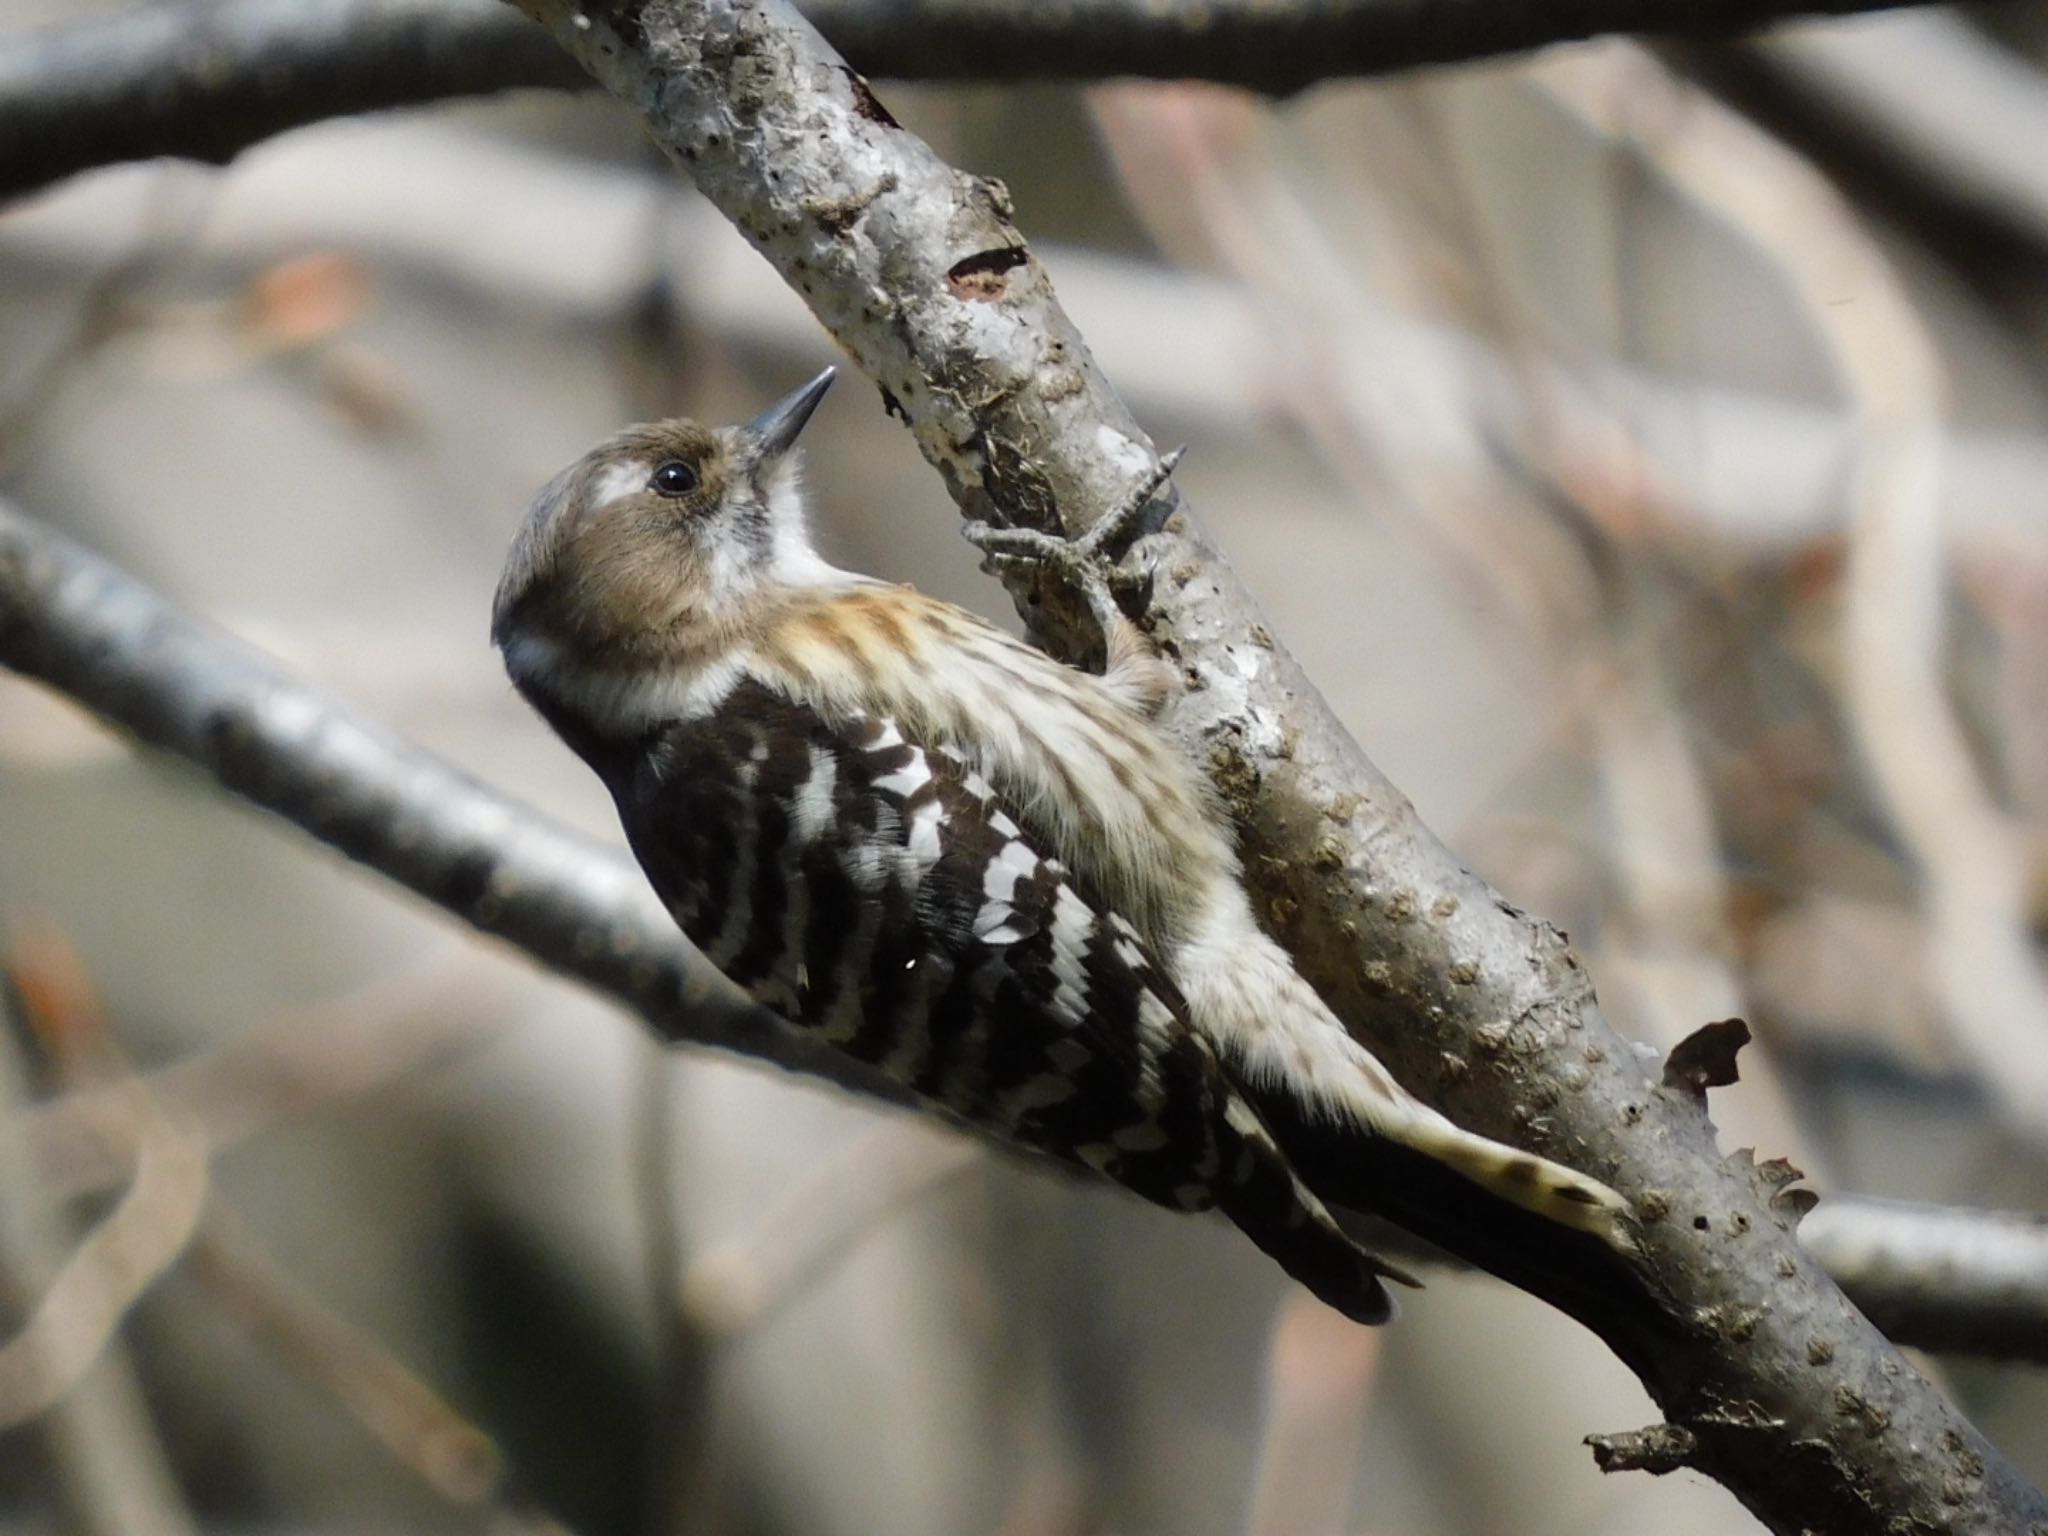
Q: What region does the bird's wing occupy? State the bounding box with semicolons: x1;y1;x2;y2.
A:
621;677;1404;1323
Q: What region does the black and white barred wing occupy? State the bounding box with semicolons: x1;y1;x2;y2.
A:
622;680;1402;1324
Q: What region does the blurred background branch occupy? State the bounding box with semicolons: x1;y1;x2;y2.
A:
0;496;897;1110
0;986;198;1536
0;0;2022;204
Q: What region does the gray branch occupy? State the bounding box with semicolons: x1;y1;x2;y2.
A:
1800;1197;2048;1363
0;0;579;207
0;0;2004;205
0;497;896;1110
488;1;2045;1530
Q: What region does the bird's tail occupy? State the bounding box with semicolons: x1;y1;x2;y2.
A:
1386;1105;1632;1246
1201;1092;1415;1326
1240;1083;1676;1358
1174;932;1630;1244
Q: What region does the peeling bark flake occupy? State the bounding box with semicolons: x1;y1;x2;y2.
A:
1662;1017;1750;1098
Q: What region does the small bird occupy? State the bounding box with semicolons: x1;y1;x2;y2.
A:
493;369;1629;1324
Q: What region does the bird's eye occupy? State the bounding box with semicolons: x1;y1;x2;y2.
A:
650;460;698;497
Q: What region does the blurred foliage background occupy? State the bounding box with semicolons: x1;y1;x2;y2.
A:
2;2;2047;1533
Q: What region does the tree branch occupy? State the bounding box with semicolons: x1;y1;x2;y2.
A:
1800;1198;2048;1363
0;496;895;1110
0;0;2006;205
1668;18;2048;313
0;0;578;207
485;2;2046;1530
0;993;197;1536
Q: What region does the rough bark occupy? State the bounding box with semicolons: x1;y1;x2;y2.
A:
483;2;2047;1530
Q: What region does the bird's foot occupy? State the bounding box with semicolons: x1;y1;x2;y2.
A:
962;447;1186;639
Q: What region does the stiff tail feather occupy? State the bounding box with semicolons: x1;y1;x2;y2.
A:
1391;1108;1633;1247
1242;1086;1678;1360
1204;1094;1411;1325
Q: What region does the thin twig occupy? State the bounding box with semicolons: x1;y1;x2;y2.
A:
18;946;514;1203
1670;15;2048;308
1799;1197;2048;1362
679;1120;982;1338
0;926;210;1432
8;122;2045;563
0;955;198;1536
191;1208;518;1512
0;1106;207;1429
11;930;568;1532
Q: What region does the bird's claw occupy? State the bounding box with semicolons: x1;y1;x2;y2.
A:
962;447;1186;640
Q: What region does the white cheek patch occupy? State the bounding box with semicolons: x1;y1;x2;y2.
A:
591;459;649;508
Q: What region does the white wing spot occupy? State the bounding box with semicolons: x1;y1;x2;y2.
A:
906;795;945;863
1223;1098;1266;1139
1136;993;1178;1043
973;901;1032;945
981;839;1040;907
933;752;998;802
1046;886;1095;1026
874;748;931;799
791;745;837;843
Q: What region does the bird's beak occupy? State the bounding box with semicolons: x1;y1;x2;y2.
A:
742;367;836;463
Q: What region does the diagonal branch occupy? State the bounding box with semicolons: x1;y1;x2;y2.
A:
0;497;895;1110
490;2;2046;1531
0;0;2012;205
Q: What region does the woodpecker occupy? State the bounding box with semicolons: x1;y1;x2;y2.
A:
493;369;1629;1324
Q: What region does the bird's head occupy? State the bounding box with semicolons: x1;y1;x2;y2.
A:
492;368;840;692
